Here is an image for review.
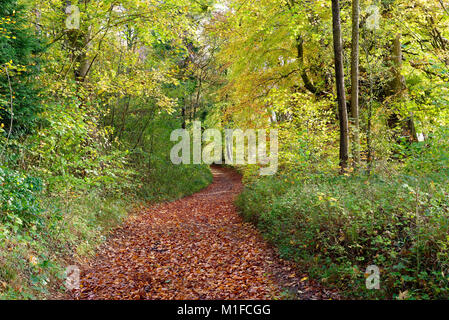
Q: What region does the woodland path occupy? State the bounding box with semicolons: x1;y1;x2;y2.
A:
73;166;338;300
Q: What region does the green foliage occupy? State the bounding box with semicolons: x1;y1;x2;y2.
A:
26;96;133;195
223;0;449;299
404;127;449;174
0;166;42;227
1;0;447;302
0;188;128;299
0;0;44;136
0;0;214;300
237;150;449;299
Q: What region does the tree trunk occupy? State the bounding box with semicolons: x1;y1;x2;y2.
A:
351;0;360;169
364;35;374;174
118;96;131;140
181;100;186;129
331;0;349;171
390;34;417;142
65;0;92;83
392;34;405;94
296;36;323;96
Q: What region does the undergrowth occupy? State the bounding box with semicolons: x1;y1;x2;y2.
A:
236;129;449;299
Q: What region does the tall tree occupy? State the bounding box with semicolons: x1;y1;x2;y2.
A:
331;0;349;171
0;0;43;137
351;0;360;168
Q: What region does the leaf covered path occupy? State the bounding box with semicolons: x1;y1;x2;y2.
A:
74;167;338;300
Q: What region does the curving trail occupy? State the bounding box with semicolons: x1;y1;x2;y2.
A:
74;166;337;300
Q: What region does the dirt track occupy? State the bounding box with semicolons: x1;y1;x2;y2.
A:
73;166;338;300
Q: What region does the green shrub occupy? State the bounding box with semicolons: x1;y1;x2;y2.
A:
0;0;44;136
236;167;449;299
0;166;43;227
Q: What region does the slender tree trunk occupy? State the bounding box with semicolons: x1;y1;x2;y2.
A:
391;34;417;141
351;0;360;169
367;97;373;174
109;102;115;142
148;130;154;170
364;34;375;174
181;98;186;129
332;0;349;171
118;96;131;140
194;76;203;120
392;34;404;94
189;94;193;122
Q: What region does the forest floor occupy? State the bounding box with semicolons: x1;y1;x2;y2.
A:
70;166;339;300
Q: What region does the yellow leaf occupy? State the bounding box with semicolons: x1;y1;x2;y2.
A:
398;290;409;300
